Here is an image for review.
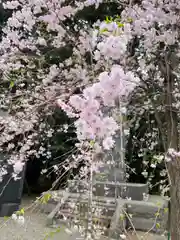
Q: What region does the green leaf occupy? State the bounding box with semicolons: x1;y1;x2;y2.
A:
90;140;95;147
114;15;121;21
100;28;108;33
164;208;168;213
156;222;161;229
20;208;25;215
119;214;125;221
9;81;14;88
155;212;160;217
105;16;112;23
117;22;124;28
127;18;133;23
40;193;52;204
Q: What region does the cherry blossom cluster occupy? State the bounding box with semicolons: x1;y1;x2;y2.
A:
58;65;139;150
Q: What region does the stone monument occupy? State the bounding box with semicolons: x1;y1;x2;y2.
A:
44;106;168;238
92;106;148;201
0;110;25;217
0;153;26;216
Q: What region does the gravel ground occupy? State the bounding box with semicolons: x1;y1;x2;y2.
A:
0;195;166;240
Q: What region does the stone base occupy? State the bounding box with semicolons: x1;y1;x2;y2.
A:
41;191;168;236
126;195;169;233
0;203;20;217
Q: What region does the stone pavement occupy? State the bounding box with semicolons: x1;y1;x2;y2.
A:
0;196;166;240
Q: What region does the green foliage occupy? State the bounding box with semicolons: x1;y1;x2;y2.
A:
16;208;25;216
39;193;52;204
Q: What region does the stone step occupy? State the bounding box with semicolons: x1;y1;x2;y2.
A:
68;180;148;201
49;203;116;223
39;192;116;214
59;204;115;217
45;191;120;236
56;211;113;224
93;181;148;201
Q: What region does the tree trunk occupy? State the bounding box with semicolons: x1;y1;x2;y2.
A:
169;164;180;239
166;109;180;239
161;52;180;239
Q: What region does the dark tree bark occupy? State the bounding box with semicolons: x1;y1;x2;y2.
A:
162;53;180;239
169;164;180;239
